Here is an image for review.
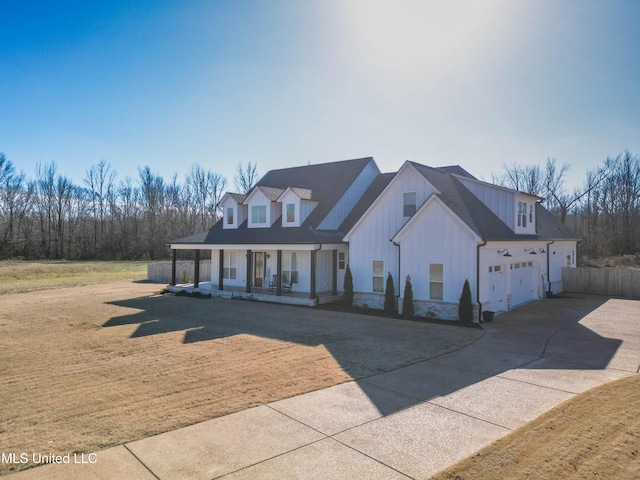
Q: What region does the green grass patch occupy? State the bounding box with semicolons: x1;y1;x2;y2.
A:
0;260;154;295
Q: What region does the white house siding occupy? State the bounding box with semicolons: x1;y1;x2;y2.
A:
347;164;441;311
318;160;380;230
456;177;516;231
548;241;576;294
396;201;478;319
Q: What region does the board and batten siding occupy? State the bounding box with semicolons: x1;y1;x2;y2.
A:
456;177;516;231
346;163;439;294
397;200;478;303
318;160;380;230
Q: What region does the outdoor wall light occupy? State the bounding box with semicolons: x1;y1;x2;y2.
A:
525;248;537;255
498;249;512;257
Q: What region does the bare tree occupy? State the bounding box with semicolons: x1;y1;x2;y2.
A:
187;164;227;230
84;160;117;258
234;162;258;194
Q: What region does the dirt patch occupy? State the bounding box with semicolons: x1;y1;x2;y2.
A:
0;281;479;476
431;375;640;480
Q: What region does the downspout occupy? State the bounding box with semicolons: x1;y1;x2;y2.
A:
546;240;555;296
392;241;401;312
476;240;487;322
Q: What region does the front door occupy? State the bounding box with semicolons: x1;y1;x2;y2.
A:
254;252;266;288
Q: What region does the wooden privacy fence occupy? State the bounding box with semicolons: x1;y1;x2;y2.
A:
147;261;211;284
562;267;640;298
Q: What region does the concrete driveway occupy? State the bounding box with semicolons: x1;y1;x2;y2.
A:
8;294;640;479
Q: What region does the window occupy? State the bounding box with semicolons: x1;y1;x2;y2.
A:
372;260;384;292
251;205;266;224
518;201;528;228
529;204;533;224
282;252;299;284
223;251;237;280
226;207;234;225
338;252;346;270
403;192;416;217
429;263;443;300
286;203;295;223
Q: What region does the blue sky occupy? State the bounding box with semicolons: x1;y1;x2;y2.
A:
1;0;639;189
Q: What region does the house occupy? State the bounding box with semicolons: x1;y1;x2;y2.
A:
168;157;578;319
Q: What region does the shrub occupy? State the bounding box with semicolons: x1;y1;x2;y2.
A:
384;272;396;315
343;264;354;309
402;275;415;319
458;279;474;324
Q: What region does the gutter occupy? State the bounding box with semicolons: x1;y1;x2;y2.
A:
392;241;401;304
476;240;487;322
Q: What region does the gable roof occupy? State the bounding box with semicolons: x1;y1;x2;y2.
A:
436;165;477;179
171;157;375;246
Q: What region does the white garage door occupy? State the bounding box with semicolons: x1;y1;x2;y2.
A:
510;261;536;307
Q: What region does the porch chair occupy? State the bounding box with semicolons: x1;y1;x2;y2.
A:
281;278;293;293
268;274;278;291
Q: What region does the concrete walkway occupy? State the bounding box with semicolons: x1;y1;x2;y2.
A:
8;295;639;479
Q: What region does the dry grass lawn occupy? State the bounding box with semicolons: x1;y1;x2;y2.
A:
431;375;640;480
0;281;359;476
0;260;150;295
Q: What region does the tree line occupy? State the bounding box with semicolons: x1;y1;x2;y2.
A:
0;153;259;260
1;149;637;262
492;151;640;260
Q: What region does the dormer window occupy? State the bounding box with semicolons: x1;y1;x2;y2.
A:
226;207;234;225
403;192;416;217
518;201;528;228
286;203;295;223
252;205;266;224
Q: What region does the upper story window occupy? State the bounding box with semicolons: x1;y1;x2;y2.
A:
252;205;266;224
518;201;528;228
403;192;416;217
226;207;234;225
286;203;295;223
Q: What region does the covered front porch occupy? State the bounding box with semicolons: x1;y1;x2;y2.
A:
167;242;348;306
165;281;343;307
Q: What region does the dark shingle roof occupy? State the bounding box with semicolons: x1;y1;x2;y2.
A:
170;157;374;245
410;162;576;241
436;165;477;179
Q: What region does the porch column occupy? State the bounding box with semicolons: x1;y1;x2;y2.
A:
218;250;224;290
246;249;252;293
193;250;200;288
310;249;317;299
276;250;283;296
170;249;177;286
332;250;338;296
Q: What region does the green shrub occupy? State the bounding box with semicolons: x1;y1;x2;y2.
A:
343;264;354;309
384;272;396;315
458;279;474;324
402;275;415;319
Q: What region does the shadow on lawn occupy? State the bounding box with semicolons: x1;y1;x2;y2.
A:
103;294;623;416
